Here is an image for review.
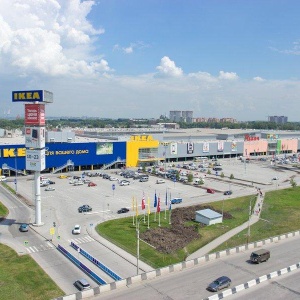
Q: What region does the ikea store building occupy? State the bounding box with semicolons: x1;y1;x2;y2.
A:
0;128;300;176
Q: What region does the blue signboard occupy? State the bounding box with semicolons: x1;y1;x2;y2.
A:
112;184;115;190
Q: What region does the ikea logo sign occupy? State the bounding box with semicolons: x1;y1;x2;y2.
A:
12;90;53;103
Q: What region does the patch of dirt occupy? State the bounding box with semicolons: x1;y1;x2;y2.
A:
140;205;233;254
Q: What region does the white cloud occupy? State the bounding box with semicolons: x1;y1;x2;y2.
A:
218;71;239;80
0;0;109;77
156;56;183;77
123;46;133;54
253;76;265;82
270;40;300;55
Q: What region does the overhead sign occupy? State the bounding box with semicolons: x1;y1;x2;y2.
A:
12;90;53;103
26;148;46;171
25;104;45;125
25;127;45;149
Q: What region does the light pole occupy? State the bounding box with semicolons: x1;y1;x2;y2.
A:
14;149;18;193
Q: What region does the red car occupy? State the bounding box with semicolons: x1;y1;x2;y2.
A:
88;182;97;187
207;188;215;194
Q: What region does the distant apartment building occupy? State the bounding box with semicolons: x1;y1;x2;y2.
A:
193;117;208;123
220;118;237;123
268;116;288;124
169;111;193;123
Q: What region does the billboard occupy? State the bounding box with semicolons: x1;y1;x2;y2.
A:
96;142;113;155
170;143;177;155
25;104;45;126
26;149;46;171
217;141;224;152
187;142;194;154
12;90;53;103
25;127;45;149
231;141;237;152
203;142;209;153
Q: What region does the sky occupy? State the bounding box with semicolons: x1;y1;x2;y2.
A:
1;0;300;121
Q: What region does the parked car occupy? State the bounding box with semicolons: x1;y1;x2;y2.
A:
19;223;29;232
223;190;232;195
58;174;68;179
47;180;55;184
72;224;81;234
213;167;223;171
45;186;55;191
73;181;84;186
119;180;130;186
117;207;130;214
78;205;92;213
74;278;90;291
156;179;165;184
139;177;149;182
109;177;118;181
207;276;231;292
272;176;279;180
88;182;97;187
207;188;215;194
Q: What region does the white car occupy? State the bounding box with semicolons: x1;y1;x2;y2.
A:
72;225;81;234
73;181;84;186
109;177;118;181
272;176;279;180
45;186;55;191
156;179;165;184
119;180;130;186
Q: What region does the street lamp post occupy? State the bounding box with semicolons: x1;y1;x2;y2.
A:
14;149;18;193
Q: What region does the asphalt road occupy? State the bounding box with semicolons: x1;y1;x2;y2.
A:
91;236;300;300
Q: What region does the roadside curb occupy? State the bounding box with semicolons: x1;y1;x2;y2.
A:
202;262;300;300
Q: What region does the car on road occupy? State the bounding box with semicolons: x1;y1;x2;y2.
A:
223;190;232;195
78;205;92;213
74;278;90;291
58;174;68;179
119;180;130;186
171;198;182;204
48;180;55;184
156;179;165;184
88;182;97;187
207;276;231;292
272;176;279;180
117;208;130;214
72;225;81;234
19;223;29;232
207;188;215;194
109;177;118;181
213;167;223;171
139;177;149;182
45;186;55;191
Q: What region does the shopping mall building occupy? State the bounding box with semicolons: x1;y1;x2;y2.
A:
0;128;299;176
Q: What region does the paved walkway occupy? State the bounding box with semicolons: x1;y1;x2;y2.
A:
186;190;264;261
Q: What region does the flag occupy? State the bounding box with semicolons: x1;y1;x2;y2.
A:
154;191;157;207
169;199;172;211
142;193;145;210
157;196;161;213
132;196;135;211
147;197;150;215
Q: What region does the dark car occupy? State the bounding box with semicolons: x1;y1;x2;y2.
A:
207;188;215;194
78;205;92;213
117;208;129;214
224;190;232;195
207;276;231;292
19;223;29;232
213;167;223;171
48;180;55;184
74;278;90;291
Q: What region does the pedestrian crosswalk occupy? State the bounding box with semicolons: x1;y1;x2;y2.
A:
68;235;95;245
26;241;55;253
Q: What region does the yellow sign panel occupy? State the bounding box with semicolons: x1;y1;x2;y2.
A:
50;227;55;235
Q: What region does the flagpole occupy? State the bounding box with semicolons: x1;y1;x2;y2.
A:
147;197;150;229
132;196;135;226
164;188;167;219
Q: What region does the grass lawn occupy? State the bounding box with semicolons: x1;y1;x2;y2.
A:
211;186;300;252
96;194;256;268
0;244;64;300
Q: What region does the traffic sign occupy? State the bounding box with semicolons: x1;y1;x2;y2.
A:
50;227;55;235
57;235;60;240
112;184;115;190
24;241;29;246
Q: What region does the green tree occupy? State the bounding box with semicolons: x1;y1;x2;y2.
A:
187;173;193;183
230;174;235;179
207;169;211;175
220;172;225;178
290;178;297;188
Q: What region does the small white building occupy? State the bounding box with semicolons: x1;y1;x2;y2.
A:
195;208;223;225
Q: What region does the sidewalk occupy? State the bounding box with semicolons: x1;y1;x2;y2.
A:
186;191;264;261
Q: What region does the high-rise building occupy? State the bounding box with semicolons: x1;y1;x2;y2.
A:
182;111;193;123
169;110;193;123
169;111;182;122
268;116;288;124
